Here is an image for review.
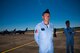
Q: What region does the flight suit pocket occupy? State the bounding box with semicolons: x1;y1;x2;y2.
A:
41;28;45;31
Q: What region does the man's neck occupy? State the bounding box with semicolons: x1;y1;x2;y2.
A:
44;21;49;25
67;26;70;28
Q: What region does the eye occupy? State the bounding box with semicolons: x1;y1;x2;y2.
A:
47;15;50;18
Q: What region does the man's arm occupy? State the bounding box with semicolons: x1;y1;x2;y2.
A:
53;28;57;37
71;28;75;35
34;25;40;46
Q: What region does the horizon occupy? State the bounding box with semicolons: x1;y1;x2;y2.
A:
0;26;80;32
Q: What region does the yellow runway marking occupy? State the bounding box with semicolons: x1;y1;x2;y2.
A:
1;41;35;53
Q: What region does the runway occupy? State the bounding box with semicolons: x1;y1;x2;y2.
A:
0;31;80;53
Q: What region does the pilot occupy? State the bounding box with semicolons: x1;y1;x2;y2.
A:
64;20;75;53
34;9;54;53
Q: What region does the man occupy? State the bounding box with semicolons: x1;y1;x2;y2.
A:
34;9;54;53
64;20;75;53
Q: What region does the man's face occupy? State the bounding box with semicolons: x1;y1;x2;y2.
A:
42;13;50;22
66;23;70;28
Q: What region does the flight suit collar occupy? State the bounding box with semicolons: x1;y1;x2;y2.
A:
66;27;71;30
42;21;50;28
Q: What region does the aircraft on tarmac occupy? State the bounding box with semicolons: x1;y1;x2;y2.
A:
0;28;28;35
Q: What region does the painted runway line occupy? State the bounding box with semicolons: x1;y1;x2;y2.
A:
1;41;35;53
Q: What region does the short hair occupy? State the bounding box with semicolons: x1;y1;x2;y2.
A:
65;20;70;24
42;9;50;16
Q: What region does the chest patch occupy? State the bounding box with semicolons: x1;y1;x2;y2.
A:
41;28;45;31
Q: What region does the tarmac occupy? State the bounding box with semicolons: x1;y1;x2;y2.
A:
0;31;80;53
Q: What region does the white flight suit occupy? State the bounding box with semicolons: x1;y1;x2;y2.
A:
34;21;54;53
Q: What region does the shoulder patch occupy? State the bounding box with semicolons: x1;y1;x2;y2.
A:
35;29;38;33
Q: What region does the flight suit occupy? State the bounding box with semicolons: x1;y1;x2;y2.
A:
34;21;54;53
64;27;75;53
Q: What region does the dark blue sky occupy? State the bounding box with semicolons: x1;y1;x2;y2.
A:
0;0;80;31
